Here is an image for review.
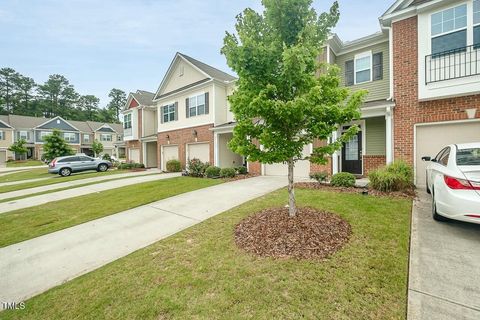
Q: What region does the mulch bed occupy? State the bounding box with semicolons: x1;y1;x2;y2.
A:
235;207;351;260
223;173;260;182
295;182;416;199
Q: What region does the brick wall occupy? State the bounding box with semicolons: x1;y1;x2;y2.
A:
248;161;261;175
157;123;214;169
310;157;332;176
363;155;386;176
392;16;480;164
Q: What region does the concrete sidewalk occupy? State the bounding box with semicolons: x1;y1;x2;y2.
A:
408;192;480;320
0;176;286;305
0;170;160;201
0;172;179;214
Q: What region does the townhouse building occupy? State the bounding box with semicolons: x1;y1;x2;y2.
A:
123;0;480;186
0;114;124;162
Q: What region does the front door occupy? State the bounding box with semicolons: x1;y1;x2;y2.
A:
342;131;362;175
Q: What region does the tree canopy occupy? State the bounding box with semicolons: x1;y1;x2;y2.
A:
0;67;124;123
222;0;367;216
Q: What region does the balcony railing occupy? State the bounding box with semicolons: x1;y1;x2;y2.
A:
425;45;480;84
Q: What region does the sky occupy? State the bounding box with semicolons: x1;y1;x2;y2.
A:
0;0;388;107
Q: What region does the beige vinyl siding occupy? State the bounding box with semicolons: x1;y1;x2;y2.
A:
365;117;386;156
335;41;390;102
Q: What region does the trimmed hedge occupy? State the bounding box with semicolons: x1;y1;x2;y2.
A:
118;163;145;170
236;166;248;175
166;159;182;172
205;166;221;178
330;172;356;188
310;171;328;183
220;167;236;178
187;158;209;177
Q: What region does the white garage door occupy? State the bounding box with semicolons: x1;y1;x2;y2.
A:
129;148;140;163
162;145;179;170
103;148;113;156
416;121;480;187
187;143;210;164
264;145;311;177
0;150;6;164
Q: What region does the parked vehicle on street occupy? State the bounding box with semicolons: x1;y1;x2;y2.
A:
422;143;480;224
48;155;112;177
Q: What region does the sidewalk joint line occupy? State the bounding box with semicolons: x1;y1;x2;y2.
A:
409;288;480;312
145;205;202;222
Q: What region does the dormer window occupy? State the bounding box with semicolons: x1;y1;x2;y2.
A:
431;4;467;55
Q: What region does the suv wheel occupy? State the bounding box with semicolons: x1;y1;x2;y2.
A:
60;168;72;177
97;164;108;172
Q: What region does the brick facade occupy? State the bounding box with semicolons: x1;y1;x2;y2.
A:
125;140;141;163
157;123;214;169
392;16;480;165
363;155;386;176
310;157;333;176
248;161;261;175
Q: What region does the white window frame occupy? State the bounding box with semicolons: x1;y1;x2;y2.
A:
19;131;29;141
431;3;468;38
100;134;112;142
474;0;480;25
63;132;76;142
354;51;372;85
162;103;176;123
124;113;132;129
0;131;4;140
83;134;90;143
188;93;206;117
40;131;50;141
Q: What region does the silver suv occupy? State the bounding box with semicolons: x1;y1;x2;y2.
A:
48;155;112;177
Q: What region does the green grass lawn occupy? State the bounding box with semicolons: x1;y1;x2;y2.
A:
0;169;131;193
0;168;50;183
0;176;222;248
3;189;412;319
6;160;45;168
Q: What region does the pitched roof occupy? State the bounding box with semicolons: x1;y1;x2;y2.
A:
132;90;155;106
409;0;433;7
0;114;123;133
178;53;237;83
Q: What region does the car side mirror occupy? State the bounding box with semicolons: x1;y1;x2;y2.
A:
421;156;431;162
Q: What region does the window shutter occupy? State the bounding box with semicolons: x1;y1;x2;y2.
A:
373;52;383;81
205;92;209;114
345;60;354;86
160;106;164;124
174;102;178;121
185;98;190;118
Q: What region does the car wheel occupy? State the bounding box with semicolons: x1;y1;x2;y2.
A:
97;164;108;172
60;168;72;177
432;191;448;222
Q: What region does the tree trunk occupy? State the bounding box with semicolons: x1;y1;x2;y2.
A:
287;158;297;217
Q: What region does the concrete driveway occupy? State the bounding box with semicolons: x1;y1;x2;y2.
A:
408;191;480;319
0;176;287;306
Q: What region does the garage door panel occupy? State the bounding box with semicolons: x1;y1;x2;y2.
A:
416;121;480;187
163;145;179;170
187;143;210;164
129;149;140;163
264;145;311;177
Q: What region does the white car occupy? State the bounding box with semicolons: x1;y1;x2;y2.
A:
423;143;480;225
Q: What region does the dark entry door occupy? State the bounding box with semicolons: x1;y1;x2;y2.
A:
341;131;362;175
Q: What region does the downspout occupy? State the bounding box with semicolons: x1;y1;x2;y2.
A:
386;25;394;163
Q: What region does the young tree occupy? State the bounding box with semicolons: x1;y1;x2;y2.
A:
43;129;74;161
8;139;28;161
107;88;127;121
92;140;104;157
222;0;367;216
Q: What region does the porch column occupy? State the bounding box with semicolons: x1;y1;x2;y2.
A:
385;106;393;164
214;132;219;167
332;131;339;174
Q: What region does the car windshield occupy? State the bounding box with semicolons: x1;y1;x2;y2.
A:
456;148;480;165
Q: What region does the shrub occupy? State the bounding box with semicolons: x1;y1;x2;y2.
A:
310;171;328;183
134;163;145;169
220;167;236;178
117;163;145;170
187;158;209;177
330;172;356;188
236;166;248;175
166;159;181;172
369;161;414;192
205;166;221;178
102;153;112;161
